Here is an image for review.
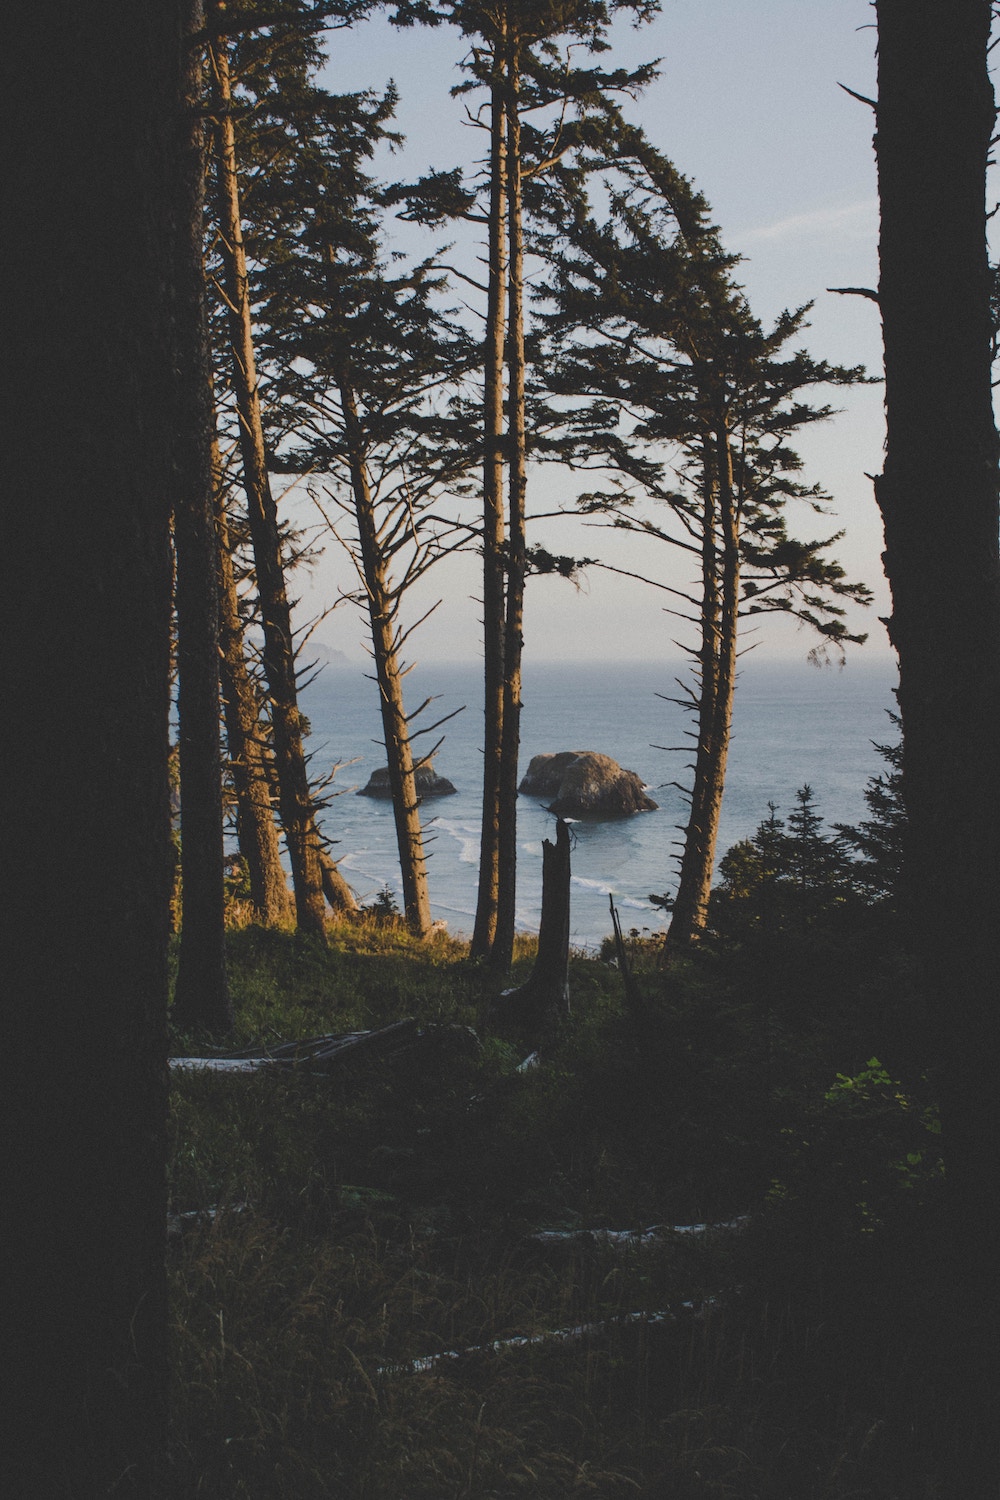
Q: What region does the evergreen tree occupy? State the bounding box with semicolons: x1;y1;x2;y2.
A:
539;132;871;944
204;0;364;935
713;789;853;942
212;428;294;924
172;406;233;1033
786;784;833;892
249;79;478;935
834;721;905;909
393;0;659;970
167;24;233;1035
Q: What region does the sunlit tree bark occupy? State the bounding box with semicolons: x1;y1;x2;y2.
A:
668;427;740;943
472;57;510;959
213;434;292;925
340;381;434;935
207;10;355;934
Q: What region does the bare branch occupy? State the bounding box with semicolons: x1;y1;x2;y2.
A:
827;285;880;303
837;81;877;110
408;704;466;740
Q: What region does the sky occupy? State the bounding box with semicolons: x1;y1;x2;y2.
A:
289;1;899;664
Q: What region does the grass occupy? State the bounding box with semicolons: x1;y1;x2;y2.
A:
162;919;990;1497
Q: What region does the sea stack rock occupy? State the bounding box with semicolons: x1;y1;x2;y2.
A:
519;751;658;819
358;760;457;799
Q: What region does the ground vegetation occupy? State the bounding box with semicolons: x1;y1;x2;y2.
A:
161;762;978;1495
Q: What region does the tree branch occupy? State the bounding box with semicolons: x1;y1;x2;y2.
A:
837;81;877;110
827;285;880;303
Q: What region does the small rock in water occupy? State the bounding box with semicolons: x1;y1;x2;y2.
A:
358;760;457;799
519;751;657;819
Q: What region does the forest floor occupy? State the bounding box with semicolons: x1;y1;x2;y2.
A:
163;917;981;1498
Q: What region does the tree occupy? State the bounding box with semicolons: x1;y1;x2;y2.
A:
540;135;871;944
172;216;232;1030
246;79;475;936
213;429;294;925
873;0;1000;1436
712;791;854;942
833;722;904;909
1;0;206;1490
203;2;371;927
394;0;658;971
205;0;358;936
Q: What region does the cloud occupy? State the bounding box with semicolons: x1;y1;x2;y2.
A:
736;199;878;245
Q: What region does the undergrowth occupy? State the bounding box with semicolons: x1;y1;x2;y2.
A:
162;920;989;1497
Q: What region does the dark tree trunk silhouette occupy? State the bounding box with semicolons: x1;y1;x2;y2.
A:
172;220;232;1031
876;0;1000;1215
1;0;203;1490
875;0;1000;1470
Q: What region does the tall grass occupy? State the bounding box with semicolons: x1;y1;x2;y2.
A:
162;923;983;1496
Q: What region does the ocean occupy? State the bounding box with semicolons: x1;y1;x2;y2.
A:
301;655;900;949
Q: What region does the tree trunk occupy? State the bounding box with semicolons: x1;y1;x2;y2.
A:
875;0;1000;1456
668;449;720;942
492;819;572;1042
471;53;509;960
319;845;358;917
1;0;202;1489
340;379;434;936
172;252;232;1032
493;45;528;975
669;424;739;944
208;12;339;937
214;434;292;925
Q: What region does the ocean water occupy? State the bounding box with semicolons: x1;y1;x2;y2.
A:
301;655;899;949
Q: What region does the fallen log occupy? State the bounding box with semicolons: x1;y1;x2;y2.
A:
166;1202;248;1241
170;1018;423;1073
528;1217;749;1249
376;1300;715;1379
170;1019;483;1075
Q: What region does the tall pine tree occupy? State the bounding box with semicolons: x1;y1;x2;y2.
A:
540;133;870;942
250;80;477;933
394;0;659;969
204;0;366;934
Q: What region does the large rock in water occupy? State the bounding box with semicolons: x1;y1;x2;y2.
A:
519;751;658;819
358;761;457;800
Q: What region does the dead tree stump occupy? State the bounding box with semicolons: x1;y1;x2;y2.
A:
491;818;571;1045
